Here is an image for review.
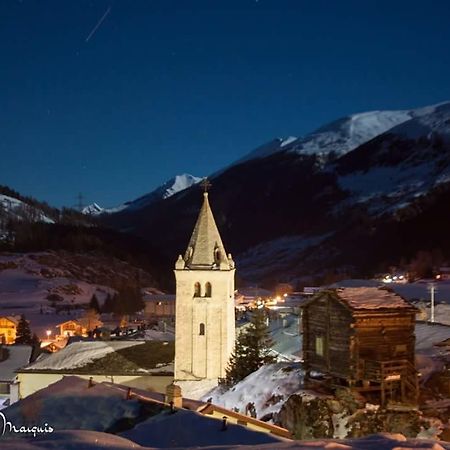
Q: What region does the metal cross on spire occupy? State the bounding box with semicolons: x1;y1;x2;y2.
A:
200;178;212;193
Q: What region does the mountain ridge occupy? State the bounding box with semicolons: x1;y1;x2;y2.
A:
102;100;450;286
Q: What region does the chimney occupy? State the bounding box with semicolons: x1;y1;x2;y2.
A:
165;382;182;409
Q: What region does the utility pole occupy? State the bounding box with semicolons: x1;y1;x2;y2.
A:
428;282;436;324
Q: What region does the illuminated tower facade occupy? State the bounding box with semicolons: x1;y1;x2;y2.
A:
174;190;235;382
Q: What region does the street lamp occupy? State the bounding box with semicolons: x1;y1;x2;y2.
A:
46;330;52;339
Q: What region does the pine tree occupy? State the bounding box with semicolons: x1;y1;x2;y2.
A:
89;293;101;313
224;307;276;386
15;315;33;345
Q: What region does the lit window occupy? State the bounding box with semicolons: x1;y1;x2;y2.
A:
315;337;324;356
199;323;205;335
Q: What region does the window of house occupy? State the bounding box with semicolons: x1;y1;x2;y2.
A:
205;282;212;297
194;282;201;297
315;336;324;356
394;344;407;355
199;323;205;335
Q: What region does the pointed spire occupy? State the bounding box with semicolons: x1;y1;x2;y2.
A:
180;192;231;270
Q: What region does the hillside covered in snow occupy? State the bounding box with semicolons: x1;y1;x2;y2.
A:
0;251;157;338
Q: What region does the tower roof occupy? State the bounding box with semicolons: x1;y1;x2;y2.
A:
180;192;233;270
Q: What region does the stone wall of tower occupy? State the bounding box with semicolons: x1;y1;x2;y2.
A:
174;268;235;381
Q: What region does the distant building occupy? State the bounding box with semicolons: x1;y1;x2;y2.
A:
0;316;20;344
235;287;272;309
144;294;176;319
40;339;67;353
56;316;103;338
437;266;450;280
302;287;419;406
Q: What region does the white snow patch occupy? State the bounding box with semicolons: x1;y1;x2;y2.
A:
203;363;303;420
237;234;331;280
0;194;54;224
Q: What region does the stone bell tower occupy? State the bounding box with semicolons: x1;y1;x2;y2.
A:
174;185;235;383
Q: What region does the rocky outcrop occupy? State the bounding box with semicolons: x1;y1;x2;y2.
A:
276;388;440;440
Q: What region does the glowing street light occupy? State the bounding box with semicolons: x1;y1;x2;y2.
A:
46;330;52;339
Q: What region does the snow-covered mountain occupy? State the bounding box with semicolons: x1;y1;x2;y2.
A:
82;203;104;216
84;174;202;216
103;100;450;285
230;102;450;169
118;173;202;212
335;101;450;215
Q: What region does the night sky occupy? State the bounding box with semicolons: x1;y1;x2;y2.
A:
2;0;450;208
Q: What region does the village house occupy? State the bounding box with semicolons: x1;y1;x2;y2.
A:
302;287;419;406
143;294;176;320
56;315;103;338
16;340;174;399
0;315;20;344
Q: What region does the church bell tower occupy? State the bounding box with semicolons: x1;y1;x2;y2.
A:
174;186;235;382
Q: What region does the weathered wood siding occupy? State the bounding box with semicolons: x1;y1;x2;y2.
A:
303;295;353;378
353;313;416;366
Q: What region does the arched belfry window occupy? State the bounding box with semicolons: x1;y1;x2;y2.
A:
194;282;201;297
205;282;212;297
199;323;205;335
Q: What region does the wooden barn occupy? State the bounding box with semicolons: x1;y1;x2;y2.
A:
302;287;419;406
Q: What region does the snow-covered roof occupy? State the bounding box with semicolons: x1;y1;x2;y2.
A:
0;345;33;382
303;287;417;312
0;315;20;325
120;406;286;448
143;294;176;302
415;322;450;351
2;376;142;432
19;340;174;374
336;287;417;311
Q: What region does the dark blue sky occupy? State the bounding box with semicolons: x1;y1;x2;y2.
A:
2;0;450;208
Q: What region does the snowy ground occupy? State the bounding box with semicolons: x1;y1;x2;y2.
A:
203;363;304;420
269;315;301;361
0;253;115;339
2;430;448;450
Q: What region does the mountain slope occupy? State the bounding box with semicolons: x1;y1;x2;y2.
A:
103;101;450;285
0;193;55;224
230;102;450;170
